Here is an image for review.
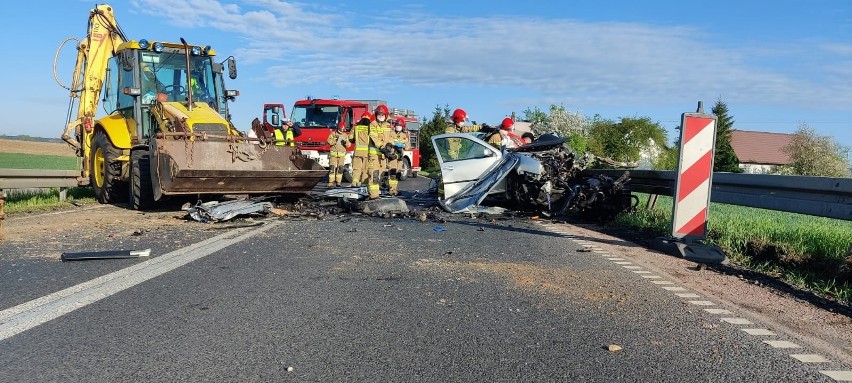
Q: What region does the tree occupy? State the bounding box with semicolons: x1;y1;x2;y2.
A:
523;104;586;138
522;105;588;153
782;124;851;177
418;104;451;172
653;140;679;170
586;116;668;165
710;99;743;173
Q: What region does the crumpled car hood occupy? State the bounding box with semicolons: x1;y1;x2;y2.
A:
439;155;521;213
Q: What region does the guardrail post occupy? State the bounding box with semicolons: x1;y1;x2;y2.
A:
0;189;5;240
59;187;67;202
647;194;659;210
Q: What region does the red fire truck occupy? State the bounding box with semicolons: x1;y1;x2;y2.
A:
287;98;420;182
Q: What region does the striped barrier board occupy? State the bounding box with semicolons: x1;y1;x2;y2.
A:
671;112;717;240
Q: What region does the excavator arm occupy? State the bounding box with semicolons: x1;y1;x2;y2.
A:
61;4;126;152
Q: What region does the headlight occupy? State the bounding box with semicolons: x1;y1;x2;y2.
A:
153;42;164;53
191;46;201;56
138;39;149;49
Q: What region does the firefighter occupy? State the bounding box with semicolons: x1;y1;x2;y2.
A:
326;122;349;187
351;112;373;187
445;108;479;160
371;105;393;172
487;117;523;149
367;114;387;199
387;117;411;196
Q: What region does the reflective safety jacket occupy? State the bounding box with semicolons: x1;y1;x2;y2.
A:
274;127;295;146
327;130;350;157
352;123;371;157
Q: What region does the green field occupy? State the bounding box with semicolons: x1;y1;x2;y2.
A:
0;153;79;170
615;194;852;304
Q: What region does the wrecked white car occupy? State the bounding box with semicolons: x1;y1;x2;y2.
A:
432;133;637;220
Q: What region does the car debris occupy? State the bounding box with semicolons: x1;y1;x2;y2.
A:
61;248;151;261
185;199;274;223
431;132;638;220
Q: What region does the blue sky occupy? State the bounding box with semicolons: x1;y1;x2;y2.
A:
2;0;851;152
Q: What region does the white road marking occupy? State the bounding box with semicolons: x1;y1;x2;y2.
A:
632;270;652;274
652;280;675;285
791;354;830;363
0;222;275;342
763;340;802;349
675;293;701;298
642;275;662;279
614;261;633;265
721;317;753;325
704;308;732;315
742;329;776;336
662;287;686;291
623;266;642;269
687;300;715;306
820;371;852;381
606;258;624;261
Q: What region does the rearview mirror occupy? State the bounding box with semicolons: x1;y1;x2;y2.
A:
227;57;237;79
271;114;280;126
272;106;280;114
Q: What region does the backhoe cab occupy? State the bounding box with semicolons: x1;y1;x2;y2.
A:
59;4;325;209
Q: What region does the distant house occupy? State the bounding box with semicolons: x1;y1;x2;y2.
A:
730;130;794;174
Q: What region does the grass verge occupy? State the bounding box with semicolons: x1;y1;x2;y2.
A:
3;187;97;214
614;193;852;305
0;153;79;170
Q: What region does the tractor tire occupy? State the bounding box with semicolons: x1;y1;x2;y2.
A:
130;150;155;210
399;158;411;181
90;130;127;204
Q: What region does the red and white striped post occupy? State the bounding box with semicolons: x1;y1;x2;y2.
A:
671;103;717;240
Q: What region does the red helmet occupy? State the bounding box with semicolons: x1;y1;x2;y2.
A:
451;108;467;124
359;111;374;122
374;104;389;116
500;117;514;130
394;117;407;129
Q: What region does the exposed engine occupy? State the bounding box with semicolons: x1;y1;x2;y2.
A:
505;134;638;221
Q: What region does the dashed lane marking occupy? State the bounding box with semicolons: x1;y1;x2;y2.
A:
704;308;733;315
820;370;852;381
651;280;675;285
614;261;633;265
742;329;777;336
687;300;715;306
675;293;701;298
623;266;643;269
721;317;753;325
642;275;662;279
791;354;830;363
662;286;686;291
763;340;802;349
632;270;652;274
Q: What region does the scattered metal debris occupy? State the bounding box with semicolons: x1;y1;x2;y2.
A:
185;199;273;223
61;248;151;261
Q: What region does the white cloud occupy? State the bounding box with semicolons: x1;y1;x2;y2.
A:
133;0;852;110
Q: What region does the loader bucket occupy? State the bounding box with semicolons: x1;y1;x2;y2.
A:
150;138;326;199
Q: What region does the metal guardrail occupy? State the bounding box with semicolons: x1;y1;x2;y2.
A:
588;169;852;221
0;169;80;189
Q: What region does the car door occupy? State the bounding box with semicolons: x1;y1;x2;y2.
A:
431;133;502;199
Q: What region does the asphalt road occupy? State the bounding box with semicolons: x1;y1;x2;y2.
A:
0;177;848;382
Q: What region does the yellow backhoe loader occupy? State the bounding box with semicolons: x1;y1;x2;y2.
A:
56;4;325;209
